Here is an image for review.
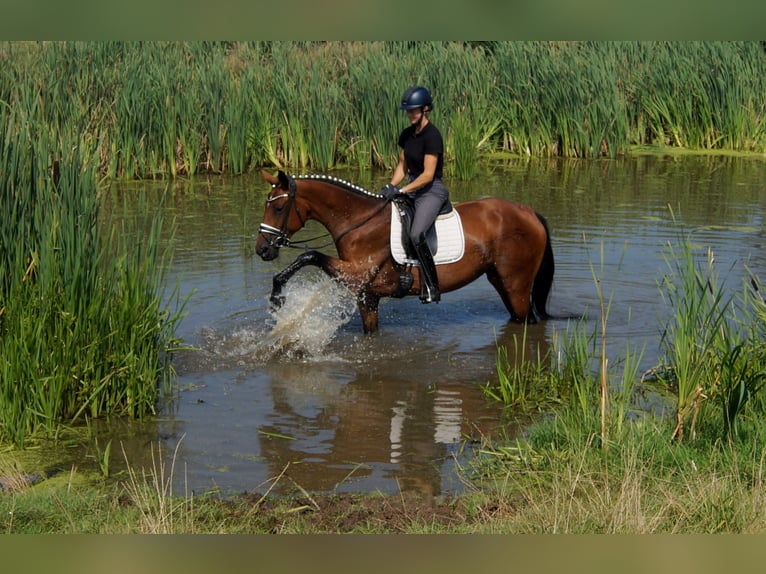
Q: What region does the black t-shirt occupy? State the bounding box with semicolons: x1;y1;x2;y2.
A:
397;122;444;179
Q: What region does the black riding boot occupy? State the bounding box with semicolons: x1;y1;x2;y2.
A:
414;238;440;304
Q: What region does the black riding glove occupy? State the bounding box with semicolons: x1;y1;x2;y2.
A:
379;184;400;201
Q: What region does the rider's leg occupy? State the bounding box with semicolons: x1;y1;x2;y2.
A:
408;182;448;304
413;233;440;303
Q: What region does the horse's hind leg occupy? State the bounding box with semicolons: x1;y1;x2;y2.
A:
486;268;535;323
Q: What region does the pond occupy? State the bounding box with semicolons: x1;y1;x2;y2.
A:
99;154;765;497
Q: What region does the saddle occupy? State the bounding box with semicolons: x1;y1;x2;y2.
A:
389;196;465;266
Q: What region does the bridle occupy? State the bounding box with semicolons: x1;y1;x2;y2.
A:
258;176;304;248
258;174;391;251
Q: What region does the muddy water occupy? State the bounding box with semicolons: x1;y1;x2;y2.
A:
101;155;765;497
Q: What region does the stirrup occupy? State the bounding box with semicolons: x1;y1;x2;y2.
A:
420;284;440;304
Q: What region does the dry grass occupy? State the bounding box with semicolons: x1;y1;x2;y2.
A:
118;438;198;534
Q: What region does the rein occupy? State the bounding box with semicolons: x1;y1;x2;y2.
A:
258;175;390;252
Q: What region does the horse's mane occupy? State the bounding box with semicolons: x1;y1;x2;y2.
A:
293;174;381;199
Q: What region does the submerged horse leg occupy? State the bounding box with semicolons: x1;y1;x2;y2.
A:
269;250;331;307
486;268;535;323
356;291;380;334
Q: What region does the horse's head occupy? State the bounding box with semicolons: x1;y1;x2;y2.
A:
255;169;306;261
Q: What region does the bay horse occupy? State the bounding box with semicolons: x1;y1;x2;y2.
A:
255;170;554;334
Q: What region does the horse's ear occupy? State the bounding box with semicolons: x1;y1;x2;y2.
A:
260;169;278;185
277;170;290;189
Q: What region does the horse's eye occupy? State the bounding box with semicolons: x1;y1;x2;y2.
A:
272;202;285;213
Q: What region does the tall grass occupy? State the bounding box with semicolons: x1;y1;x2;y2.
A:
120;440;193;534
657;217;766;442
485;210;766;453
481;326;556;410
476;225;766;533
492;42;630;157
0;88;185;446
3;41;766;180
485;236;643;451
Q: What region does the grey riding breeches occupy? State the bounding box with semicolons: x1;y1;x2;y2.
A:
408;178;449;245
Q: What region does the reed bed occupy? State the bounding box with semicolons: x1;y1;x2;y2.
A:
0;89;184;446
477;228;766;533
486;226;766;442
3;41;766;181
2;40;766;446
657;224;766;443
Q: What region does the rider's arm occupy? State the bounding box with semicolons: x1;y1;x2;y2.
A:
389;150;407;187
400;154;437;194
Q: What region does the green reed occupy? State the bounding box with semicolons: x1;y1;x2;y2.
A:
3;41;766;179
224;74;255;174
656;218;766;443
342;43;402;169
487;213;766;452
512;312;643;452
430;43;499;179
485;237;643;451
735;272;766;421
481;326;555;410
447;111;484;180
0;96;184;446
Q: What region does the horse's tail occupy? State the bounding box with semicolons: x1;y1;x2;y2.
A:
531;212;555;320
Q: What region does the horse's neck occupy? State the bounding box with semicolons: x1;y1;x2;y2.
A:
302;181;388;253
306;183;380;233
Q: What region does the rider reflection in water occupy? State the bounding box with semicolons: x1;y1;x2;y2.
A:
379;86;450;304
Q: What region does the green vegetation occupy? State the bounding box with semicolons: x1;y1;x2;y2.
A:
2;224;762;534
2;41;766;533
656;219;766;442
0;78;186;446
2;41;766;181
475;227;766;533
485;223;766;442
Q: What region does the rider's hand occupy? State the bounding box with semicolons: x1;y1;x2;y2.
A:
379;184;400;200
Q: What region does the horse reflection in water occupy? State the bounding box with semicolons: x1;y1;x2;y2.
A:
255;170;555;333
252;320;551;496
254;364;498;495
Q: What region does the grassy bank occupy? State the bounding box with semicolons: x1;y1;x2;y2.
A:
2;41;766;180
474;227;766;533
4;419;766;533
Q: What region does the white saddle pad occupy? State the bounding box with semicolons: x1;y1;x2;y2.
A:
390;206;465;266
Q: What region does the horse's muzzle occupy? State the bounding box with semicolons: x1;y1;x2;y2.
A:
256;223;289;260
255;239;279;261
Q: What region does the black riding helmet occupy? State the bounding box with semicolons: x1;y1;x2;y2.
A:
399;86;433;112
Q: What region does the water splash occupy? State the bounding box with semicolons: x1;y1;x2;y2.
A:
183;275;355;373
261;273;356;358
193;273;356;368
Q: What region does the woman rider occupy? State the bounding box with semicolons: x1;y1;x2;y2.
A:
379;86;449;304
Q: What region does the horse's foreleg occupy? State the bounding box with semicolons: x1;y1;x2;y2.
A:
270;250;331;307
356;292;380;334
271;251;382;333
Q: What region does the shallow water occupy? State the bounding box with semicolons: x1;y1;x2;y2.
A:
97;155;765;497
